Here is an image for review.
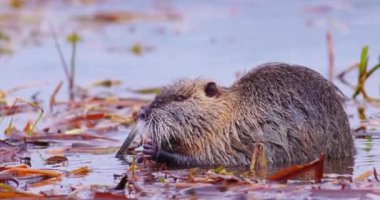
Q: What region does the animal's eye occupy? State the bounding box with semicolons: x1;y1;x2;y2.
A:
174;95;186;102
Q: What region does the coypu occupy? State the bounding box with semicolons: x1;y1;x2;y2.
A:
134;62;355;166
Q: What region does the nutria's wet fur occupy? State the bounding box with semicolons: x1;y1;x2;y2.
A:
139;62;355;166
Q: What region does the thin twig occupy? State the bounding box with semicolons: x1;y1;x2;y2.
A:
69;38;77;101
337;63;359;90
49;23;70;81
326;31;335;81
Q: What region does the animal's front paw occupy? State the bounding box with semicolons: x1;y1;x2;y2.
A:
143;141;159;161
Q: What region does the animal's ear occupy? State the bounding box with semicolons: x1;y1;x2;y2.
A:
204;82;220;97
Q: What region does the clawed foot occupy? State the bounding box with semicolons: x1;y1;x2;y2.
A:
142;141;159;161
138;140;174;164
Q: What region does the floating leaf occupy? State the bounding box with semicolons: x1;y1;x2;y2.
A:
2;167;61;177
23;133;116;141
68;146;120;155
70;166;90;176
68;113;106;123
92;79;121;87
129;87;161;95
105;114;135;126
0;164;28;172
45;156;68;165
269;153;324;183
65;128;83;135
0;183;14;192
93;191;127;200
0;191;40;198
55;98;149;108
30;176;62;188
354;169;373;182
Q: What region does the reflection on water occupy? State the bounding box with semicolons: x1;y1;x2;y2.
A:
355;135;380;173
0;0;380;184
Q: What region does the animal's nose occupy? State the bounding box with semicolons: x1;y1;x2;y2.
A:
138;106;150;120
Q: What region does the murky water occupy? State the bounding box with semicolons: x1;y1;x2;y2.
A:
1;0;380;190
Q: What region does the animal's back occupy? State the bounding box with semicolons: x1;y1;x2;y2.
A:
232;63;354;163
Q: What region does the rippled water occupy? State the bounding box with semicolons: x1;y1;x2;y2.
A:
1;0;380;188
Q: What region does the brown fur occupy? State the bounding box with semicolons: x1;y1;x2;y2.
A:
139;62;355;166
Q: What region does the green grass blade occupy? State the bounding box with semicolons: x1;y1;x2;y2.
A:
29;107;44;135
359;46;368;76
366;63;380;79
352;88;360;99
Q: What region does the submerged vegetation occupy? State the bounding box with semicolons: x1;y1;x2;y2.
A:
0;0;380;199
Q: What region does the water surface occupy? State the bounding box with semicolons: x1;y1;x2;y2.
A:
1;0;380;190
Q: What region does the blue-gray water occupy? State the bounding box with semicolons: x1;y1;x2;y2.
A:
0;0;380;187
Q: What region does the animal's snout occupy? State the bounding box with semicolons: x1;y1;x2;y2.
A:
138;105;151;120
138;98;163;120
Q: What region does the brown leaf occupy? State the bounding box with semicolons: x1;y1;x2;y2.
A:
354;169;373;182
49;81;63;112
55;97;148;109
93;191;127;200
25;133;117;141
0;191;41;198
23;120;33;133
269;153;325;183
68;146;119;155
30;176;62;188
105;114;135;126
45;156;68;165
0;103;36;116
70;166;90;176
1;167;61;178
0;164;28;172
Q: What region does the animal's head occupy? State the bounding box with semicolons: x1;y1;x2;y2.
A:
137;79;234;153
